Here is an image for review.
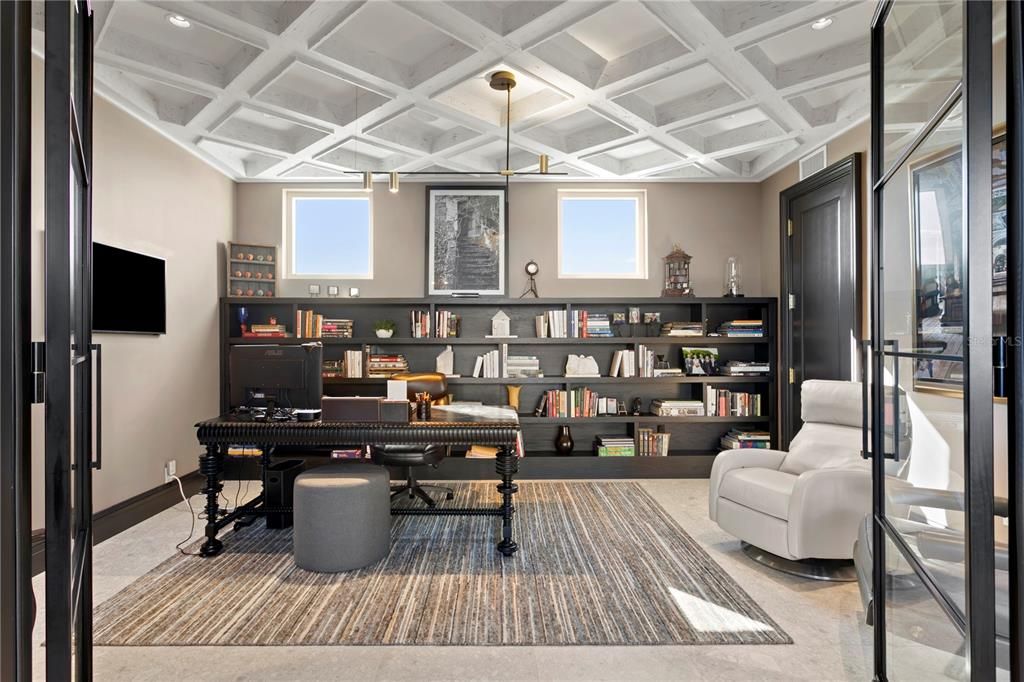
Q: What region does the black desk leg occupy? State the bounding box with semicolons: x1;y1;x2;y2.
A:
199;444;224;557
496;446;519;556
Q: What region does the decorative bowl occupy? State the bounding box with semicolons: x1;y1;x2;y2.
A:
375;330;394;338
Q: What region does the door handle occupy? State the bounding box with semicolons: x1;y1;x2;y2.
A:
90;343;102;470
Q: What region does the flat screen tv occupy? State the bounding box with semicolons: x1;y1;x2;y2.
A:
92;242;166;334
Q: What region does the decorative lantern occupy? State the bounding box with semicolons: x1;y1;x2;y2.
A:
662;245;693;297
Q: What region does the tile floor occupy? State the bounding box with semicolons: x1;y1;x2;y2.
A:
32;479;878;681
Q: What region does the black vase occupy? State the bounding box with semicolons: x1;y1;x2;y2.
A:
554;425;574;455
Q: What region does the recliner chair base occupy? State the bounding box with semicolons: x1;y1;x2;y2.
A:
741;542;858;582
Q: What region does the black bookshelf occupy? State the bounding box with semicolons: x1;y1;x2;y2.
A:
219;297;777;478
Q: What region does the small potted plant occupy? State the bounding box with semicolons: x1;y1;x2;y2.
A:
374;320;396;339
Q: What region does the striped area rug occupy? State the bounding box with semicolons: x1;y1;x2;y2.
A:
93;482;791;646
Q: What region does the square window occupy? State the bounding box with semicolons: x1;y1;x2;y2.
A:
558;190;647;278
285;191;372;278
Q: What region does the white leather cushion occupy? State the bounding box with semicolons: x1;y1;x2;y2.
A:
718;468;797;520
781;422;864;475
801;380;865;429
716;498;794;559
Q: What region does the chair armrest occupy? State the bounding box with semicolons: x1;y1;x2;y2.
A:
787;465;872;559
708;448;787;521
916;530;1010;571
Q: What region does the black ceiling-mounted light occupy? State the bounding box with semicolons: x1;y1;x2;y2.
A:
349;70;566;190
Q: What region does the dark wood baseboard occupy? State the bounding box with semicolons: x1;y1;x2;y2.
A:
31;471;204;576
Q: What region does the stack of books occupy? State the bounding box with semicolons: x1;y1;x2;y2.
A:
410;310;431;338
367;353;409;378
330;448;366;459
322;359;344;378
295;309;323;338
433;310;461;338
715;320;764;337
472;350;501;378
635;428;670;456
595;435;635;457
343;349;364;378
720;360;771;375
705;388;762;416
242;323;287;338
609;349;637;377
226;445;264;457
506;355;542;378
536;310;568;338
720;429;771;449
650;399;705;416
466;445;498;459
535;388;620;418
320;318;353;338
660;321;704;337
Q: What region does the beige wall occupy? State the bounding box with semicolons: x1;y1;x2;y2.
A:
235;181;765;298
29;57;235;528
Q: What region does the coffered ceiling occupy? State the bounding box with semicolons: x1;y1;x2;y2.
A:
86;0;875;182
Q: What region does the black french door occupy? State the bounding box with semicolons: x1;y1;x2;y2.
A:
0;1;34;681
45;1;97;679
869;0;1021;679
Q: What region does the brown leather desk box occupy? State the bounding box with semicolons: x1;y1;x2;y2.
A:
321;397;381;421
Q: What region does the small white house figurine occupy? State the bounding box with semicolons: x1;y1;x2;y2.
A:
435;345;456;376
487;310;514;338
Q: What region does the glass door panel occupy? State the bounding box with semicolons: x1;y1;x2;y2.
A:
882;0;963;175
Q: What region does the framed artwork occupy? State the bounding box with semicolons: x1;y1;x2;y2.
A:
426;186;507;296
910;130;1006;394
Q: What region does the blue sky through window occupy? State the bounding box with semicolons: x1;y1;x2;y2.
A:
560;197;639;276
293;197;371;276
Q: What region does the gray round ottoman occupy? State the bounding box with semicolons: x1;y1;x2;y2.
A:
293;463;391;572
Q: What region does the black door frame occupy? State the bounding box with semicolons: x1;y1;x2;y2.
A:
0;1;35;680
1006;0;1023;675
45;1;97;679
779;153;862;447
869;1;1000;678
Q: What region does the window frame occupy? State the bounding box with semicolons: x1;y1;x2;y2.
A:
556;188;648;280
282;188;374;280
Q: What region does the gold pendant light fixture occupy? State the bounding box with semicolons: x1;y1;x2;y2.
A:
350;70;564;191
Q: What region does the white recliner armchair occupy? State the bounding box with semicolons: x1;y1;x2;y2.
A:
709;380;871;573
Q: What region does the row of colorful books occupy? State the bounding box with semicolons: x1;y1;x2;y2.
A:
635;428;671;456
705;388;762;417
534;388;623;418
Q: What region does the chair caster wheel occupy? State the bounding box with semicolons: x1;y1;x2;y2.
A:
446;492;454;500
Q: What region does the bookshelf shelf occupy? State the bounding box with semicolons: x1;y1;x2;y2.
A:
220;296;777;478
228;336;770;346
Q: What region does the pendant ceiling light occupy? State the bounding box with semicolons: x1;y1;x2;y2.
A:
350;70;565;191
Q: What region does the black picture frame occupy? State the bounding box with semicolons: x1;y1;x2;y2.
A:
425;185;508;297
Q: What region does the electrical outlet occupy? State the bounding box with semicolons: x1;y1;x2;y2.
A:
164;459;177;483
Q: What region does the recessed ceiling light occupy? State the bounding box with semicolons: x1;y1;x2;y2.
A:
811;16;834;30
166;14;191;29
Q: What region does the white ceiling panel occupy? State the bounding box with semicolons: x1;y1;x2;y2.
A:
90;0;873;181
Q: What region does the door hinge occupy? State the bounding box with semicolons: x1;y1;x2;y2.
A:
789;368;796;384
787;219;793;237
31;341;45;404
788;294;796;310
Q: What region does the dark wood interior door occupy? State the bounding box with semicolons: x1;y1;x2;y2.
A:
781;155;860;446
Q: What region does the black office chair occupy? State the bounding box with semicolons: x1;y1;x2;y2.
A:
369;372;454;507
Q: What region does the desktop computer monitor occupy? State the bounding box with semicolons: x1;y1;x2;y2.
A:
229;342;323;410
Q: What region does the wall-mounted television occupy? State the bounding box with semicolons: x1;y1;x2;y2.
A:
92;242;166;334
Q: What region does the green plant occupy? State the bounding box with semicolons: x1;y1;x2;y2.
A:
374;319;396;332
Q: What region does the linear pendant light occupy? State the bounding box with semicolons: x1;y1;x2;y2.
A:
351;70;565;191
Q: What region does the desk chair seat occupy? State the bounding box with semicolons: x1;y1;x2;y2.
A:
370;444;453;507
372;372;453;508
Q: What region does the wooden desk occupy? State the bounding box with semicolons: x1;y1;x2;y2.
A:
194;411;521;557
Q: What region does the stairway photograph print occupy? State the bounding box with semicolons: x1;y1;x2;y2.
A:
427;186;507;296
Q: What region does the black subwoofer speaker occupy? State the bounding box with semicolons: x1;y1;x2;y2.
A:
265;459;304;529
